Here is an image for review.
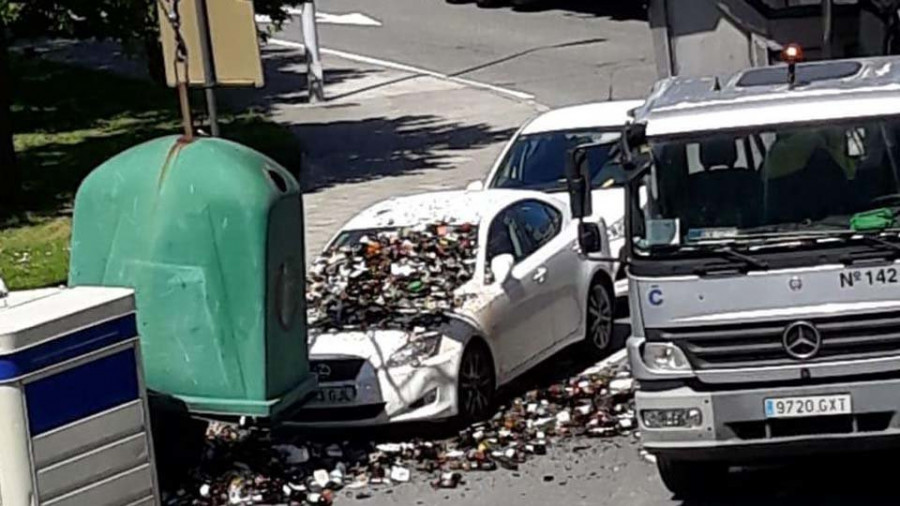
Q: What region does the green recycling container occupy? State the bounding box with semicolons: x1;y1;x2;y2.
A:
69;135;316;419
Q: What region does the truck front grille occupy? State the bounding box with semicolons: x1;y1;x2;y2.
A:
650;311;900;369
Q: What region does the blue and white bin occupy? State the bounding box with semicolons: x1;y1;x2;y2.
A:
0;286;160;506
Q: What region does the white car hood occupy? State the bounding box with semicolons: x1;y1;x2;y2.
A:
308;329;415;367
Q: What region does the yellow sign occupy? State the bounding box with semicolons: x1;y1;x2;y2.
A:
158;0;265;88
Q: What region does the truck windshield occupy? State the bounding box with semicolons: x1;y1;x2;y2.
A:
492;129;626;191
636;118;900;251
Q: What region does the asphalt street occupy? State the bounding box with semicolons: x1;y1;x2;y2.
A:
272;0;658;107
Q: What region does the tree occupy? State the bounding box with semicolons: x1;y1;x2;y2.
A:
0;0;304;220
0;17;17;219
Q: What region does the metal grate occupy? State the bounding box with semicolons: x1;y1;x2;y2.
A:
310;359;366;382
650;311;900;369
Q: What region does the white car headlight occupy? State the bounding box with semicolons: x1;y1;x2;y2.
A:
608;217;625;241
642;342;692;372
387;331;443;368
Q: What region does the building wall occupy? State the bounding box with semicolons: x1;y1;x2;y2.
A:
650;0;868;79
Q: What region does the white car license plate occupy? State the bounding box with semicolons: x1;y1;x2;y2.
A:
314;385;357;404
764;394;851;419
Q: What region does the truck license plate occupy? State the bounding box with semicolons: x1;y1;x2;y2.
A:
314;385;357;404
764;394;851;418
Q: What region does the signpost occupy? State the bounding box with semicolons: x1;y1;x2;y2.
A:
300;2;326;102
158;0;265;136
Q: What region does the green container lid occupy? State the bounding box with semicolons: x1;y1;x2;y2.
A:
69;136;315;419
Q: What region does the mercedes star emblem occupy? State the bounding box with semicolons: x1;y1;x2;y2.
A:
313;363;332;379
782;321;822;360
788;276;803;291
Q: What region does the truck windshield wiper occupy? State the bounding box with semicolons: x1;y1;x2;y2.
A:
852;234;900;255
711;246;770;270
681;244;769;273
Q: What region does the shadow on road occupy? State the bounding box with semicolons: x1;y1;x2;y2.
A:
221;46;381;110
447;0;648;21
677;451;900;506
292;115;516;194
219;45;520;194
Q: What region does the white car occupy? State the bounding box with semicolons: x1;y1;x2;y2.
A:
469;100;644;283
294;189;616;426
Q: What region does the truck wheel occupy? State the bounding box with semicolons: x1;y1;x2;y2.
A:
657;457;727;498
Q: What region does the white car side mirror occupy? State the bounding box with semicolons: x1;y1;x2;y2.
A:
490;254;515;285
466;180;484;192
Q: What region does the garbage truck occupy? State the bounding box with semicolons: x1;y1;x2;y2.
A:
567;47;900;496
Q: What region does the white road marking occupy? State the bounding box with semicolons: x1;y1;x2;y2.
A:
257;9;382;27
316;12;382;27
268;38;536;102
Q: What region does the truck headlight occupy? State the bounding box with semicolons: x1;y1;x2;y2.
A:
387;332;443;368
608;217;625;241
642;342;691;372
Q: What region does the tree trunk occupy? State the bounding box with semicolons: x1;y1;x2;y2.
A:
0;23;19;220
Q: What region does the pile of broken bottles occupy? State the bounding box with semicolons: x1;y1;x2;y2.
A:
165;365;637;505
306;223;478;332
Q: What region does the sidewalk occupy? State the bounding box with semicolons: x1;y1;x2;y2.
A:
222;42;544;257
35;39;544;259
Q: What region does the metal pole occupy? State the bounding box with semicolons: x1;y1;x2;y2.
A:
194;0;220;136
204;88;220;137
301;1;325;102
822;0;834;59
165;0;194;141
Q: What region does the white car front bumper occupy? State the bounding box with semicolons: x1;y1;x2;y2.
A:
287;350;463;427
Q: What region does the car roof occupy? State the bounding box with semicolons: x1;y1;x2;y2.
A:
520;100;644;135
340;189;563;232
636;56;900;137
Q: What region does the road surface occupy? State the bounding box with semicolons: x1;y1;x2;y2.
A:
272;0;658;107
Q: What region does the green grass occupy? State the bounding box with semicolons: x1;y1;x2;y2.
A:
2;55;301;290
0;217;70;290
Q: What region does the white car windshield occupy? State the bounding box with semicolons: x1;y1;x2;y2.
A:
637;118;900;249
491;129;626;192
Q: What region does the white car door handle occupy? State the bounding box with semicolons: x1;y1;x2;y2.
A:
533;266;548;284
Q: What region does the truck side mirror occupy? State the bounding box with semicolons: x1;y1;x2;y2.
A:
565;145;593;219
578;222;603;254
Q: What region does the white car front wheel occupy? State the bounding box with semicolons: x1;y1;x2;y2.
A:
586;282;615;353
457;341;495;423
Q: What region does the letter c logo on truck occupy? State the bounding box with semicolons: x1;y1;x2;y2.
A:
648;287;664;306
